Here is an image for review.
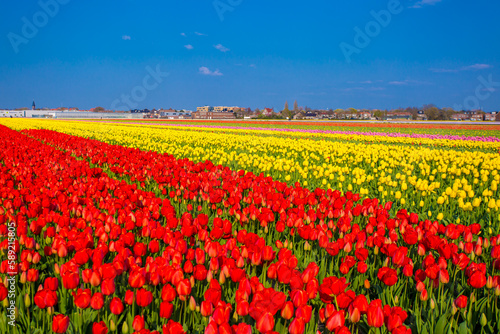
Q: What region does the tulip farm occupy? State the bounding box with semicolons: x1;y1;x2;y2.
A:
1;119;500;334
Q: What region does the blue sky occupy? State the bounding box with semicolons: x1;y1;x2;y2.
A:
0;0;499;111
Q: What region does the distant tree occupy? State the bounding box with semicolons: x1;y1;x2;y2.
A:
373;110;385;119
424;106;440;120
293;100;299;112
496;113;500;121
282;101;292;119
405;107;419;120
254;108;261;115
442;107;455;120
94;106;105;112
305;106;312;112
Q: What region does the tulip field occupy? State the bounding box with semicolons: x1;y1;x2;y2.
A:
0;119;499;334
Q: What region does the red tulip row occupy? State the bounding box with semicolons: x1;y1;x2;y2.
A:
24;128;500;332
1;125;500;334
21;128;500;332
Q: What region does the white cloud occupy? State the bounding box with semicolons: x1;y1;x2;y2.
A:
249;64;256;68
199;67;223;76
214;44;230;52
342;87;385;92
388;79;431;85
195;32;207;36
122;35;131;40
180;33;186;37
388;81;409;85
430;68;458;73
430;63;492;73
184;44;194;50
462;64;492;71
411;0;443;8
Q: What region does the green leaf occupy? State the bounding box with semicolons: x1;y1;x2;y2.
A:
434;313;449;334
458;322;469;334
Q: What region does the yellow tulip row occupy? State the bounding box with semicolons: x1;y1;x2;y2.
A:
2;119;499;229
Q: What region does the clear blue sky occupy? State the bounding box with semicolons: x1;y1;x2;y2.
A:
1;0;499;111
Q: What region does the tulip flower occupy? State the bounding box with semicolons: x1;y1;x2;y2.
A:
255;312;275;333
455;295;467;309
132;315;145;331
52;314;70;334
289;317;305;334
367;300;384;328
92;321;108;334
110;297;124;315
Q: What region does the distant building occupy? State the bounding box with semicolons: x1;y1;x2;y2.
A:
387;111;411;120
484;113;496;121
0;110;25;118
197;106;214;112
32;101;36;110
358;111;372;120
159;109;192;119
470;114;484;121
451;113;469;121
193;105;239;119
192;111;235;119
304;112;317;119
262;108;274;116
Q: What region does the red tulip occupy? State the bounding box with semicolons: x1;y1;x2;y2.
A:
232;323;252;334
326;310;345;331
92;321;108;334
62;271;79;290
420;289;428;301
0;284;7;302
377;267;398;286
289;317;305;334
90;293;104;310
161;284;177;302
34;290;48;309
176;279;192;296
319;276;349;303
349;307;361;323
136;288;153;307
455;295;467;309
281;301;294;320
129;270;146;288
201;301;214;317
236;300;249;316
204;321;218;334
89;271;102;287
52;314;70;334
367;300;384;328
162;320;186;334
468;271;486;289
101;278;115;296
255;312;275;333
45;277;59;291
44;290;58;307
110;297;124;315
160;301;174;319
124;290;135;305
73;289;91;309
132;315;145;331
